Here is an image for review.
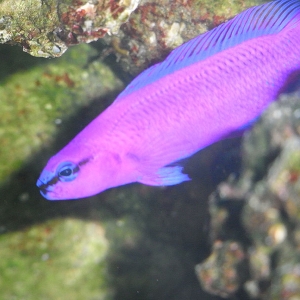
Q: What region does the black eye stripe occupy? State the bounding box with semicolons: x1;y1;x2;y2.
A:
73;165;80;173
46;176;59;186
38;175;59;190
37;157;91;191
78;158;90;166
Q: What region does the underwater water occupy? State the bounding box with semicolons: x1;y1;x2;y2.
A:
2;0;300;299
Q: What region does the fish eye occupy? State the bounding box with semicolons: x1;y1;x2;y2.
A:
57;162;79;182
59;168;72;177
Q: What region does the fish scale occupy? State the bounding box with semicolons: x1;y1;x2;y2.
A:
37;0;300;200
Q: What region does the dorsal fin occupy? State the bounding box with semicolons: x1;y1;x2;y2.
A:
116;0;300;100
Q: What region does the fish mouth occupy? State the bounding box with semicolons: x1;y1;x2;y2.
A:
36;179;51;192
36;178;45;188
38;187;51;199
38;188;59;201
36;178;57;200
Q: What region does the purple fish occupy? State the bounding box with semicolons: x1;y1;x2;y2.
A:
37;0;300;200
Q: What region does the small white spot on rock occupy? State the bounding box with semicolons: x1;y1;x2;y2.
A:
148;32;157;46
52;45;61;54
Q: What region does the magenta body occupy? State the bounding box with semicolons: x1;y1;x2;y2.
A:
37;1;300;200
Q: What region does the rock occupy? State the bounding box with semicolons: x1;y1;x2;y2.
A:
0;218;111;299
195;240;246;298
0;0;140;58
196;90;300;299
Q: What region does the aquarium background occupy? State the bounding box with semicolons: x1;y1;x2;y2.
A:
1;0;300;299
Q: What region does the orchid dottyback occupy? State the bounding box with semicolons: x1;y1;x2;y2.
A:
37;0;300;200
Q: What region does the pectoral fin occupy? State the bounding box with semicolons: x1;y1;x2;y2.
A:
138;166;190;186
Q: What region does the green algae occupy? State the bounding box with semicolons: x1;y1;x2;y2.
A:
0;43;123;183
0;218;112;300
287;151;300;173
204;0;266;17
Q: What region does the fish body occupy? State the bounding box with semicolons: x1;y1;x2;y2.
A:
37;0;300;200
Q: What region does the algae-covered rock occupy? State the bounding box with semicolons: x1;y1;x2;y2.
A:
195;240;246;298
0;218;112;300
0;43;123;183
0;0;140;58
0;0;67;57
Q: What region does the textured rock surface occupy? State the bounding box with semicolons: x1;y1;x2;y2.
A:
196;240;246;298
0;0;140;58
